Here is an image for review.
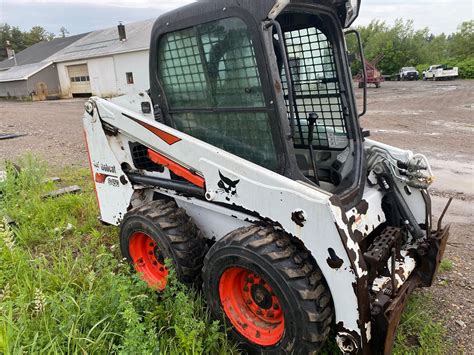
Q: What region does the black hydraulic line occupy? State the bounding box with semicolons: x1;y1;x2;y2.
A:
380;162;424;239
127;173;205;198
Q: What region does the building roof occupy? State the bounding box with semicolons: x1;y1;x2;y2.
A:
0;33;88;70
51;19;155;63
0;62;52;82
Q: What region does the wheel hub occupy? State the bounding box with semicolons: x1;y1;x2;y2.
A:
219;266;284;346
251;284;272;310
128;231;168;290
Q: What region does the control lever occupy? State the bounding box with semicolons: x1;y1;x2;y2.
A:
307;112;320;185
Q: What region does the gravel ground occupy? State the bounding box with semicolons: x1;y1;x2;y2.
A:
1;79;473;352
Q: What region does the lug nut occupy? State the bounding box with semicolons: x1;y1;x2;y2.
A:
267;310;274;318
273;303;279;310
243;285;249;292
149;242;154;247
152;261;157;265
256;309;263;315
246;299;252;305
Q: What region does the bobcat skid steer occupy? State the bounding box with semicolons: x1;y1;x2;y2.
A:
83;0;451;353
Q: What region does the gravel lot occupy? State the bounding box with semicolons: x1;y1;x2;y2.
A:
1;80;473;352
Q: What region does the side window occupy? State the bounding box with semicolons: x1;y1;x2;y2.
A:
158;17;278;171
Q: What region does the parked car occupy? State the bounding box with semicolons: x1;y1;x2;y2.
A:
423;65;459;81
398;67;419;81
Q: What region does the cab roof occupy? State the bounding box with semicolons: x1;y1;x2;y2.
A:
151;0;355;37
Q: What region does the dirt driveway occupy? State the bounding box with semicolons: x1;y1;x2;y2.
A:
1;80;473;351
360;80;473;352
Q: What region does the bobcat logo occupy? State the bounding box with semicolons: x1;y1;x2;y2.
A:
217;170;240;201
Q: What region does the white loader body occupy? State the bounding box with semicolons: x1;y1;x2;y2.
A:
84;93;431;348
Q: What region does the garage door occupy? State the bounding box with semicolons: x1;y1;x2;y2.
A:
67;64;91;95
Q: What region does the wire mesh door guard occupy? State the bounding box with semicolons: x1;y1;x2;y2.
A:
158;17;278;171
280;26;349;150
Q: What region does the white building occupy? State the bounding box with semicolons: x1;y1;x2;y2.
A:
51;19;154;98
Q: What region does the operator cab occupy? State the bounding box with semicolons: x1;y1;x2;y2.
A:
149;0;363;205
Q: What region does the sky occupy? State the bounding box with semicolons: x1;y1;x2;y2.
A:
0;0;472;36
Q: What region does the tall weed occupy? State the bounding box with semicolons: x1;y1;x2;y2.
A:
0;157;236;354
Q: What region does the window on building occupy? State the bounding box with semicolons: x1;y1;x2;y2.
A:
157;17;278;171
126;72;134;84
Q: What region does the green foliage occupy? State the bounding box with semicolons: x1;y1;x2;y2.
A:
0;24;56;60
450;57;474;79
438;259;454;273
393;293;451;354
348;19;474;78
0;157;237;354
449;21;474;60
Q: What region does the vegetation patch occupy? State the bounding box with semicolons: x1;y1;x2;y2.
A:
0;157;451;354
0;157;236;354
438;259;454;273
347;19;474;78
393;293;451;354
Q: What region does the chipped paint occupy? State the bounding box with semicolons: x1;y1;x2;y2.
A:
365;321;372;341
372;251;416;292
331;203;367;278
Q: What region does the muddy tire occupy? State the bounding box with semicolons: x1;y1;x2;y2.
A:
202;225;333;354
120;200;207;289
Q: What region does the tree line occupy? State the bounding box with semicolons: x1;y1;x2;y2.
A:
347;19;474;78
0;24;69;61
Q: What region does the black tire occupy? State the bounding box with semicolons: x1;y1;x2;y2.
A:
120;200;207;286
202;225;333;354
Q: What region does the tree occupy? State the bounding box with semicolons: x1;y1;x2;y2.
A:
449;21;474;59
24;26;54;47
59;26;69;38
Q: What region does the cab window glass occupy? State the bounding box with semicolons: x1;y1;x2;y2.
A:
158;17;277;170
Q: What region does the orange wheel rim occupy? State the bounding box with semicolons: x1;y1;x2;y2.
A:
129;232;168;290
219;267;284;346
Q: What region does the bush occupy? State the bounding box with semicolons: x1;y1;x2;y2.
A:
454;57;474;78
416;58;474;79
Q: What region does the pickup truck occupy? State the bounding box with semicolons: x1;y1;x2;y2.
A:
398;67;419;81
423;65;458;81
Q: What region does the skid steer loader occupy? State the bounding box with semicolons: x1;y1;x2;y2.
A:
83;0;451;353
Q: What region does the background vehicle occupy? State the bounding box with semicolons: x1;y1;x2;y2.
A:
83;0;450;353
356;53;385;88
423;64;459;80
398;67;419;81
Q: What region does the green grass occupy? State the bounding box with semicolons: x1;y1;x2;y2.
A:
0;157;237;354
438;259;454;273
393;293;451;355
0;157;451;354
